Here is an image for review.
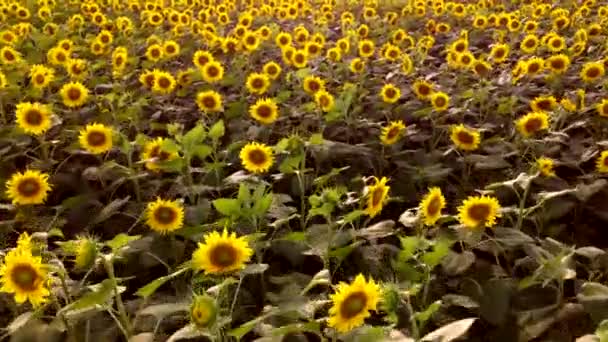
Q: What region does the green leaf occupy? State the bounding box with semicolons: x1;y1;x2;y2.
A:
252;193;273;216
399;236;421;261
182;124;206;156
415;300;442;324
135;268;189;298
294;68;312;79
61;279;115;313
192;144;213;159
275;90;292;103
225;101;247;119
212;198;241;217
208;119;225;141
160;138;181;154
91;197;130;226
106;233;141;251
341;209;365;224
237;183;251;203
422;239;453;269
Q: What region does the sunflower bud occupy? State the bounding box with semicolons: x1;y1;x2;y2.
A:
190;295;217;328
75;237;97;270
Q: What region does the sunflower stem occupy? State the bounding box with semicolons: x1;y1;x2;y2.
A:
126;150;142;203
37;135;50;165
515;178;531;231
104;256;132;338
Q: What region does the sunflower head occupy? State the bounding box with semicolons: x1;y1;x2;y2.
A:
263;61;282;80
490;43;509;63
145;198;185;234
79;123;113;154
412;80;434;100
536;157;556;177
380;120;406;145
152;70;176;94
191;229;254;274
6;170;52;206
450;124;480;151
190;295;217;328
328;274;381;333
516;111;550;137
546;54;570;74
380;84;401;104
0;241;49;307
196;90;223;113
303;75;325;95
240;141;274;173
249;98;279;125
15;102;53;136
291;49;308;68
349;57;365;73
59;82;89;108
596;151;608;173
458;195;501;229
365;176;390;218
530;95;557;112
314;89;335;112
246;72;271;95
419;187;446;226
581;61;605;82
142;137;179;171
431;92;450;112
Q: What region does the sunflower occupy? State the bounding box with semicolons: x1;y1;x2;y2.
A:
516;111;550;137
328;274;381;333
29;64;55;89
200;60;224;84
327;47;342;62
419;187;446;226
78;123;113;154
152;71;176;94
14;102;52;136
145;44;164;62
596;151;608;173
291;49;308;68
520;34;539;54
0;242;49;307
545;54;570;74
380;120;406;145
365;176;389;218
263;61;282;80
240;142;274;173
536;157;556;177
145;198;184;234
5;170;52;205
163;40;181;59
190;295;217;328
457;195;501;229
473;60;492;77
196;90;223;113
142;137;179;171
412;80;434;100
547;36;565;53
530;95;557;112
349;58;365;73
246;72;271;95
47;47;70;66
450;124;480;151
401;55;414;75
242;32;260;52
490;43;509;63
430;92;450;112
193;50;214;69
314;89;335;112
275;32;292;48
96;30;113;46
0;46;22;64
59;82;89;108
0;71;7;89
560;98;576;112
177;68;195;87
358;39;375;58
580;61;605;83
191;229;253;274
303;75;325;95
596;99;608;117
249;98;279;125
524;57;544;76
377;84;400;104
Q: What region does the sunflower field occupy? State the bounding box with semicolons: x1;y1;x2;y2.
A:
5;0;608;341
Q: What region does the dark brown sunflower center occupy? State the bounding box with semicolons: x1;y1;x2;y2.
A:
467;203;490;222
307;81;320;92
339;291;368;319
198;55;209;65
158;77;171;88
279;37;288;45
34;74;45;84
524;117;542;133
535;100;552;110
144;75;155;87
386;127;400;140
252;78;264;89
586;67;600;78
100;35;110;43
151;49;161;58
17;178;41;197
551;59;565;69
61;43;70;50
461;55;471;64
10;264;39;291
248;149;267;165
115;56;124;66
256;105;272;118
294;54;305;63
209;243;237;267
362;44;372;53
319;95;330;107
371;187;384;206
475;63;488;74
266;66;277;75
166;45;175;53
153;206;177;224
434;96;447;107
202;96;216;108
494;49;505;58
455;43;465;52
87;131;107;146
308;45;319;54
525;39;535;48
206;66;219;77
551;39;562;48
246;36;256;45
418;84;430;95
385;87;397;98
25;109;43;125
456;131;474;144
4;50;15;61
68;87;81;101
426;196;441;216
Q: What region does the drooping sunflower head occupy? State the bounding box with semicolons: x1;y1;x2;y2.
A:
59;81;89;108
412;79;434;100
530;95;557;112
14;102;53;136
536;157;556;177
191;229;254;274
516;111;550;137
328;274;381;333
196;90;223;113
142;137;179;171
596;151;608;173
78;123;113;154
73;236;98;271
246;72;271;95
450;124;481;151
6;170;52;205
580;61;605;83
152;70;176;94
190;295;217;328
430;91;450;112
419;187;446;226
0;243;49;307
380;84;401;104
380;120;406;145
145;198;185;234
457;195;501;229
239;141;274;173
365;176;390;218
303;75;325;95
249;98;279;125
314;89;335;112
